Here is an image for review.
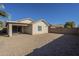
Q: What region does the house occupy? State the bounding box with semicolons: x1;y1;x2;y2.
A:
6;18;49;37
49;24;64;28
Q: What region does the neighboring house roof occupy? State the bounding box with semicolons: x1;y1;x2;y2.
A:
50;24;64;28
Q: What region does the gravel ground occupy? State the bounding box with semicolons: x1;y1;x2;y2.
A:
0;33;63;56
27;34;79;56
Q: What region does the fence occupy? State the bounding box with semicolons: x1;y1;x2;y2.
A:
49;27;79;34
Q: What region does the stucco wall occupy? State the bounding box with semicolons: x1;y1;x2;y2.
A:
22;25;32;34
7;23;12;37
32;21;48;35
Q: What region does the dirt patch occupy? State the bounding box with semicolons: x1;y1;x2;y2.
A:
0;33;63;56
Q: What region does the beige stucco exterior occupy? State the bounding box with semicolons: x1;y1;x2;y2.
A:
6;19;49;37
8;24;12;37
32;21;48;35
22;24;32;34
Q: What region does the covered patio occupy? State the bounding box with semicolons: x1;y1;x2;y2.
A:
6;22;29;37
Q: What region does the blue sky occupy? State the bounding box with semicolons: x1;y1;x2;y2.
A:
1;3;79;25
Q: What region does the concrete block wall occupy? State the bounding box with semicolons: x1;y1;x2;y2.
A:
49;27;79;34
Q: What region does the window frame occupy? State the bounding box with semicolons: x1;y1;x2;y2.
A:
38;26;42;31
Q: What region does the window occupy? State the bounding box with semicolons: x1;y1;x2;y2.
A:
38;26;42;31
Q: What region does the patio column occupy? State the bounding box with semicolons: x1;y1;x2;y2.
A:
8;24;12;37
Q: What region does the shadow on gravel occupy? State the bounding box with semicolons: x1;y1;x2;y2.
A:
26;34;79;56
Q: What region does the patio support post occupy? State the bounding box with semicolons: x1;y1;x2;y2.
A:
8;24;12;37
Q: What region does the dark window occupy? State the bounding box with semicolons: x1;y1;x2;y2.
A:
38;26;42;31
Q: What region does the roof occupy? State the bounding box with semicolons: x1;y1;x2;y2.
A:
50;24;64;28
6;20;31;25
6;20;30;27
6;17;33;24
6;21;17;23
17;17;33;22
32;19;49;26
6;18;49;26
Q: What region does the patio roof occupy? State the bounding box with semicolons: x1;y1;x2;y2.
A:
6;21;31;26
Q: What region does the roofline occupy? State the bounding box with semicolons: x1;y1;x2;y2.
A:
32;19;49;26
6;18;49;26
17;17;33;22
6;21;31;24
6;22;30;24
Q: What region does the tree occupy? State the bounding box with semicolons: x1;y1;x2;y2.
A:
0;4;11;30
0;21;3;30
0;4;11;19
0;10;8;18
64;21;76;29
0;4;7;17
